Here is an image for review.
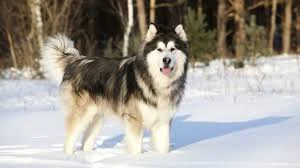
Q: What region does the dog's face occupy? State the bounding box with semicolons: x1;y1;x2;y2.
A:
141;24;188;84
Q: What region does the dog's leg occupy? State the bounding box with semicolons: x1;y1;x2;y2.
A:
151;121;171;153
64;105;97;154
82;113;103;152
124;116;143;154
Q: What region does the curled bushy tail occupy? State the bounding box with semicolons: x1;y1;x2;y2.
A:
40;34;80;84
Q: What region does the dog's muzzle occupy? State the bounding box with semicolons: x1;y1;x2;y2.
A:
160;57;174;76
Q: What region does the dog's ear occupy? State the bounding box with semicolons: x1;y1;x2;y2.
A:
175;24;188;42
145;24;157;42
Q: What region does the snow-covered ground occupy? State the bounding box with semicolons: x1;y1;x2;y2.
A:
1;55;300;167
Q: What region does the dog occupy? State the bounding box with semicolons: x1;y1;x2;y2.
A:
40;24;189;154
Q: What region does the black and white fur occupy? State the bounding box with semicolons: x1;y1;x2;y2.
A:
40;24;189;154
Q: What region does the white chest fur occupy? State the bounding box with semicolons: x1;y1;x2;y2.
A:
137;97;176;129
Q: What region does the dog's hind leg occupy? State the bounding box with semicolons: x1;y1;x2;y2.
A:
64;104;97;154
81;113;103;152
124;116;143;154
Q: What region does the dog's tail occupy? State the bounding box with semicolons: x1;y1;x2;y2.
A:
40;34;80;84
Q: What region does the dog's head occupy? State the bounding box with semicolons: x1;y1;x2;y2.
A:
139;24;188;85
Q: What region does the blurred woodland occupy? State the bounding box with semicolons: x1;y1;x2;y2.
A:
0;0;299;70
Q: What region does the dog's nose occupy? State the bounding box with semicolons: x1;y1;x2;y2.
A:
163;57;171;65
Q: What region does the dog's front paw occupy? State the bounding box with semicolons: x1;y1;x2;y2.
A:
155;146;169;154
64;147;74;155
83;145;94;152
127;144;142;154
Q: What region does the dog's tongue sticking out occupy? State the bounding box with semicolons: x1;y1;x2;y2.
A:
161;67;172;76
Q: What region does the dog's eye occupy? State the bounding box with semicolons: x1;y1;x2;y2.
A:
157;48;163;52
170;48;176;52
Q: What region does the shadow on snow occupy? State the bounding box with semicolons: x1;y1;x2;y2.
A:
99;115;291;151
171;115;291;149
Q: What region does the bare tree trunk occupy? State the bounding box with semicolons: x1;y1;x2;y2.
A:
6;29;18;68
234;0;246;62
268;0;277;53
217;0;227;57
28;0;43;49
295;3;300;53
197;0;202;15
282;0;292;54
136;0;147;38
150;0;156;23
123;0;134;57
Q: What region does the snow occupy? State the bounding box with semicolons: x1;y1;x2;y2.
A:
1;55;300;167
0;67;40;80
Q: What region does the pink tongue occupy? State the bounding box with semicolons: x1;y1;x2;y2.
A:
161;68;172;76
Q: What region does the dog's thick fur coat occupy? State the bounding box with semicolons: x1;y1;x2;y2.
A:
40;24;188;154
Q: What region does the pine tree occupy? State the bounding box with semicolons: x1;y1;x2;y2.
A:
184;8;216;65
245;15;269;65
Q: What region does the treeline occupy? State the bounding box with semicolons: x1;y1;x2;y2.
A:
0;0;299;69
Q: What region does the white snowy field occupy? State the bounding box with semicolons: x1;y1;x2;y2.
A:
0;55;300;168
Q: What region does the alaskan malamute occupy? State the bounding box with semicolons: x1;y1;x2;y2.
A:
40;24;188;154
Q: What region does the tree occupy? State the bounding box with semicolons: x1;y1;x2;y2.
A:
282;0;292;54
245;15;268;65
268;0;277;53
232;0;246;66
295;1;300;53
28;0;43;50
136;0;147;38
0;0;37;68
150;0;156;23
217;0;227;57
184;8;216;64
122;0;134;57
